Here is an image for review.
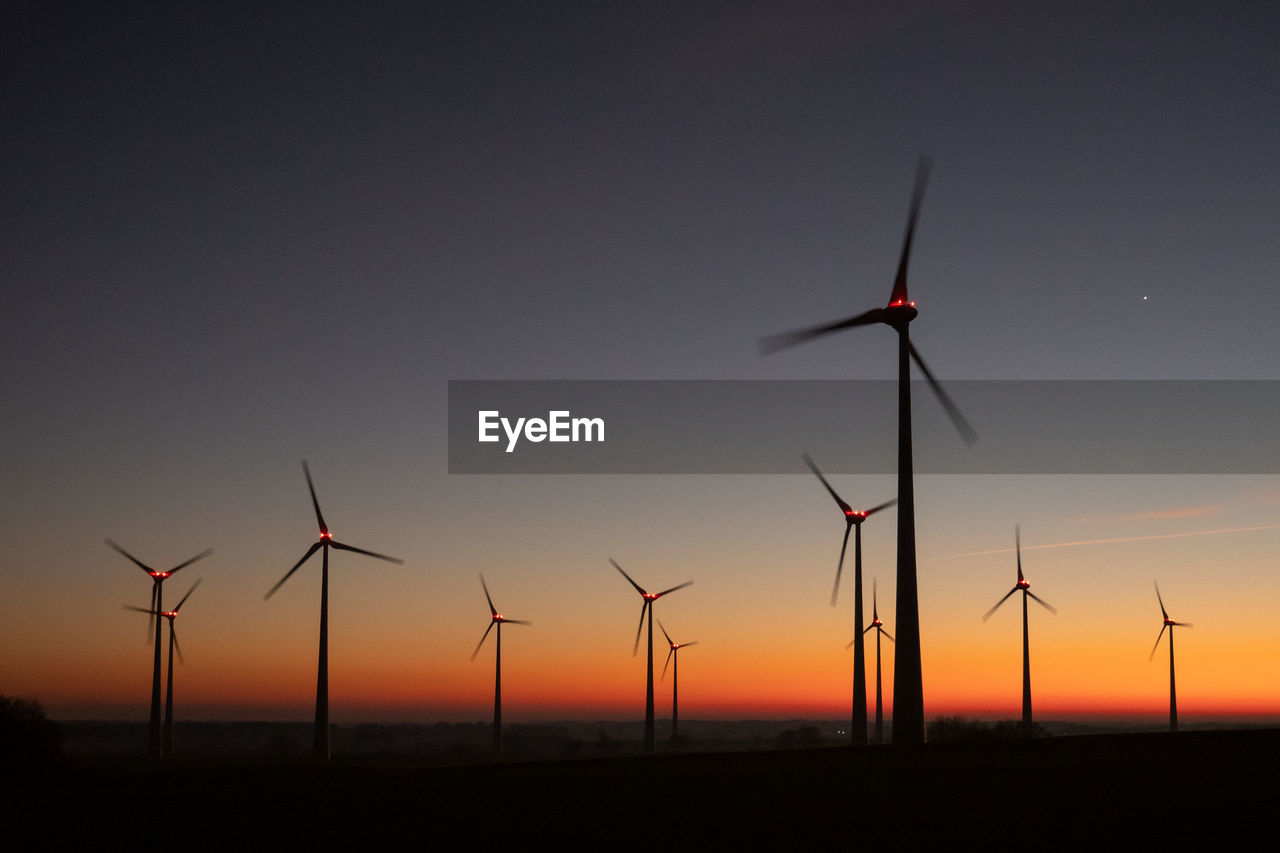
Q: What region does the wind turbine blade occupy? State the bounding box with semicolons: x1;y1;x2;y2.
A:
611;559;647;596
846;636;858;650
105;538;154;575
881;628;895;643
656;580;693;597
831;524;852;607
659;619;673;646
1016;526;1023;581
503;619;532;626
471;622;495;661
802;454;851;513
1174;622;1193;628
1149;624;1167;661
982;588;1018;621
865;498;897;517
682;641;698;648
168;548;213;575
663;647;673;680
264;541;322;600
171;624;184;667
872;579;879;619
908;341;978;447
758;308;887;355
862;624;874;635
329;540;404;564
302;460;328;534
174;578;202;612
1027;591;1057;615
1155;581;1168;620
480;574;497;616
633;602;647;656
123;604;159;615
889;156;932;306
147;583;157;641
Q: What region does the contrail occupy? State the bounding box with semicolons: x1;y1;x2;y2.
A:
948;524;1280;558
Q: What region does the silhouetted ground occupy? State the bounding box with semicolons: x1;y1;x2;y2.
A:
5;728;1272;844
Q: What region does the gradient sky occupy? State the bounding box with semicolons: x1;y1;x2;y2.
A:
4;1;1279;726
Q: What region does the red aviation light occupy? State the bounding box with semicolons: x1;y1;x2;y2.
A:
320;531;332;540
643;592;658;600
156;572;171;579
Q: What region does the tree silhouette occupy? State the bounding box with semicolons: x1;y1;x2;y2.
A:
0;696;62;763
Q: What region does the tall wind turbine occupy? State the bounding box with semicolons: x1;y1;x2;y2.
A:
982;526;1056;736
803;453;894;746
471;574;530;757
265;461;403;761
125;578;202;759
106;538;212;758
760;158;977;743
659;620;697;743
611;559;692;755
1149;582;1192;732
854;579;894;745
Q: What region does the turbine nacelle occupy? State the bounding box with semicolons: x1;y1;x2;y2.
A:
882;300;918;327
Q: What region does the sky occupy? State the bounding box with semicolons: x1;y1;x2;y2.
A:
3;1;1279;727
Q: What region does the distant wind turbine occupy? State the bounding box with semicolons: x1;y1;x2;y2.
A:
982;526;1056;736
265;461;403;761
852;579;894;745
106;538;211;759
1149;582;1192;732
611;559;692;755
471;574;530;757
659;620;697;743
760;157;977;744
803;453;894;746
124;578;202;759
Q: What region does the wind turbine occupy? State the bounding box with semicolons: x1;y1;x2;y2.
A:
124;578;202;759
760;157;977;743
852;579;894;745
471;574;530;757
982;526;1057;736
1149;582;1192;732
105;538;212;758
264;461;403;761
611;559;692;755
803;452;894;746
659;620;697;743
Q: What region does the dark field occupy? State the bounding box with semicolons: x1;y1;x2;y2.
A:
5;727;1273;845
